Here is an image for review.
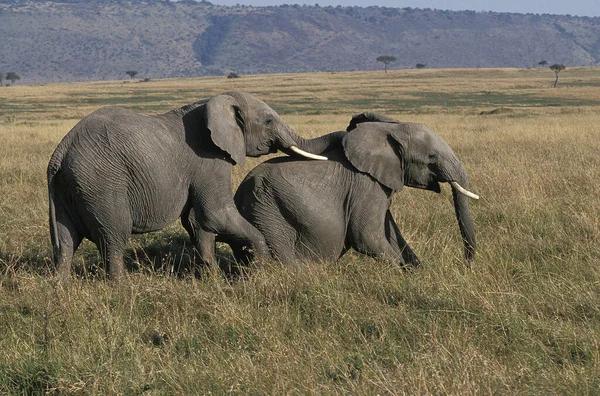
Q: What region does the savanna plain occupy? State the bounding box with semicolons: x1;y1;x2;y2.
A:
0;67;599;394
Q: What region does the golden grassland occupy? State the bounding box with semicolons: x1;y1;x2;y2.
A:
0;67;599;393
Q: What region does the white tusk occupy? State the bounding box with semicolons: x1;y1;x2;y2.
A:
450;181;480;200
289;145;328;160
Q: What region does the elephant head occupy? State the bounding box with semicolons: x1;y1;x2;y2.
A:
344;112;479;263
203;91;329;165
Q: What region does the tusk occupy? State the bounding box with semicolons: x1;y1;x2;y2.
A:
450;181;480;200
289;145;328;160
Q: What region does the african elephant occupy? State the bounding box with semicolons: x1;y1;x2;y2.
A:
232;112;478;267
47;91;345;282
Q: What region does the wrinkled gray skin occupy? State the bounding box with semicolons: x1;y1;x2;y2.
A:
232;113;476;267
47;91;345;282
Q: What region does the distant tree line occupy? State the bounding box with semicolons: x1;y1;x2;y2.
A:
374;55;565;87
376;56;428;72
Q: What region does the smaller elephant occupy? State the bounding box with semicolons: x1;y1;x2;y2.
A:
232;113;479;266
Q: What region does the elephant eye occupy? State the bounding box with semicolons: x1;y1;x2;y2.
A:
265;117;274;125
428;152;438;163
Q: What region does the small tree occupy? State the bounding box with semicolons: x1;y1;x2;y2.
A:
415;63;426;69
0;72;4;86
376;55;397;73
6;72;20;85
549;63;566;87
538;60;548;67
125;70;139;79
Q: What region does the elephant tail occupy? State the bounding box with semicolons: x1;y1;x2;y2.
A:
47;151;63;252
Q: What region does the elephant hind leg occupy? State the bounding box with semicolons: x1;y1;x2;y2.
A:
95;236;128;283
250;210;298;264
52;207;83;284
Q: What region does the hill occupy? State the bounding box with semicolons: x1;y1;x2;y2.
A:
0;0;599;84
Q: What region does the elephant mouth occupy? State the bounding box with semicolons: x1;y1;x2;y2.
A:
407;179;441;193
428;180;442;193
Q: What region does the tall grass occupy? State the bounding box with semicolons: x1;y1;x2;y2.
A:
1;68;599;393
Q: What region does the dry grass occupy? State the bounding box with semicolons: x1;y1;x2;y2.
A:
1;67;599;393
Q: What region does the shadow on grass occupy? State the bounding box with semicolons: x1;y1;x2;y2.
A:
125;233;241;278
0;249;54;277
0;233;242;281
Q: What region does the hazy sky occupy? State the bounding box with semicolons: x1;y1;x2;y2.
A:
207;0;600;17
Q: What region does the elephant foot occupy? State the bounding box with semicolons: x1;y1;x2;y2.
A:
54;272;72;286
108;272;128;285
398;244;421;269
231;244;255;266
404;256;421;269
108;256;128;284
54;261;73;285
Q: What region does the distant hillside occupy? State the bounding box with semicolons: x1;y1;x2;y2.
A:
0;0;599;84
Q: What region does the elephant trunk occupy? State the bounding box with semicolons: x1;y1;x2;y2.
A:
282;130;348;159
450;172;477;263
437;154;478;263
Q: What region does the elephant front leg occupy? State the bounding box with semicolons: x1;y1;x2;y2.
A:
195;230;217;267
350;209;421;268
385;211;421;268
181;207;217;268
202;203;268;263
108;253;127;283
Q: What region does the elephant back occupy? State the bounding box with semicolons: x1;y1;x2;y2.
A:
236;147;353;208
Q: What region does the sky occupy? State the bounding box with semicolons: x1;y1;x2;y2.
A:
206;0;600;17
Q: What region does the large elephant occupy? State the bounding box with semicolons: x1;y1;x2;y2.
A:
232;113;478;267
47;91;345;282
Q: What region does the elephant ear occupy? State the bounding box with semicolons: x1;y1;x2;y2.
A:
205;94;246;165
346;112;400;131
342;124;406;191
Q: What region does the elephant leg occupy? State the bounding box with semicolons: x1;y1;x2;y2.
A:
229;242;254;266
195;230;216;267
181;207;216;268
202;202;268;262
385;211;421;268
52;207;83;284
251;219;296;264
349;205;408;266
353;232;404;264
236;202;304;264
108;251;127;283
95;231;129;283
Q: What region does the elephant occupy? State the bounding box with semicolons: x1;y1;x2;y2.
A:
231;112;479;267
47;91;346;282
